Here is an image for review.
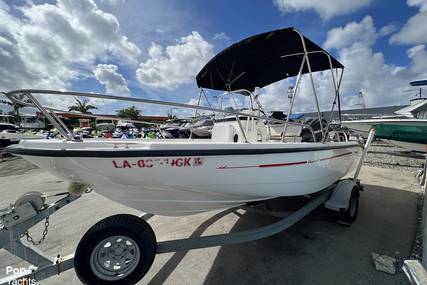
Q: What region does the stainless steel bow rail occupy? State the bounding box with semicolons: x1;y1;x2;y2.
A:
3;89;318;142
0;129;375;285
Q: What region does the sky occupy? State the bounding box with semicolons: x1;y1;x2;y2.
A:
1;0;427;116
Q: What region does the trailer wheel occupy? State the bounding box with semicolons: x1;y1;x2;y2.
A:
337;186;359;226
74;214;156;285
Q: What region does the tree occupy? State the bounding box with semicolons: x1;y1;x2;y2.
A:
13;102;24;124
116;106;141;120
68;98;97;114
167;109;177;120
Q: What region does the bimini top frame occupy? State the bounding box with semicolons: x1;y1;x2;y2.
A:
196;27;345;141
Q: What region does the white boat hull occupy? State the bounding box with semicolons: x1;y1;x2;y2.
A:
9;140;362;216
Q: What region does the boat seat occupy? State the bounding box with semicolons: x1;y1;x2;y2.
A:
211;124;238;142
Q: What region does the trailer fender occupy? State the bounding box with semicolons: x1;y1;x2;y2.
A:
324;179;358;212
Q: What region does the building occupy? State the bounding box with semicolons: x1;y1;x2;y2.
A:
36;112;168;129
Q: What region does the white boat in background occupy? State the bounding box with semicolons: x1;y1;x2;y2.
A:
95;118;115;132
116;120;135;128
0;115;19;147
190;118;213;138
20;115;45;129
0;131;46;143
6;28;362;216
0;114;18;132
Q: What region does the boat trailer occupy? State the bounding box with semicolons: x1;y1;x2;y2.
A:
0;130;375;285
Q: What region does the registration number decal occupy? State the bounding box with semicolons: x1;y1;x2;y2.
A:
112;157;203;169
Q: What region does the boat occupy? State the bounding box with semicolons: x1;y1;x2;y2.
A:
374;123;427;153
159;119;185;138
0;114;18;131
19;114;45;129
0;115;20;147
116;120;135;128
0;130;45;147
342;118;427;137
189;117;213;138
112;126;140;139
5;28;362;216
342;80;427;152
95;118;115;132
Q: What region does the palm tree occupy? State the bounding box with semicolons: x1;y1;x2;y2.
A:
116;106;141;120
167;110;177;120
13;102;24;124
68;98;97;114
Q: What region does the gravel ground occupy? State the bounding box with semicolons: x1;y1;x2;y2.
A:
366;140;426;265
365;140;425;174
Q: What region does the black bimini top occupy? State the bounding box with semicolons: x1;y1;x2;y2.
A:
410;80;427;86
196;27;343;92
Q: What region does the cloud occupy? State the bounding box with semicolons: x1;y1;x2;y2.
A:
136;31;214;90
379;23;398;37
406;44;427;74
408;0;427;12
99;0;125;5
323;16;427;108
94;64;130;96
273;0;371;20
212;32;231;42
258;16;427;113
390;1;427;45
0;0;140;109
324;16;377;50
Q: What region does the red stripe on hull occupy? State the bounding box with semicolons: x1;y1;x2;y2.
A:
217;151;353;170
259;161;307;168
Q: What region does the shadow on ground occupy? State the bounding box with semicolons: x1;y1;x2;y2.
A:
144;184;417;285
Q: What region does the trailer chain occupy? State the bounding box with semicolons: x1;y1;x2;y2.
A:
23;216;50;245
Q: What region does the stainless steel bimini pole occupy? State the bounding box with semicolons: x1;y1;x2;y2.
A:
189;88;204;140
322;51;344;142
294;29;325;142
281;56;306;142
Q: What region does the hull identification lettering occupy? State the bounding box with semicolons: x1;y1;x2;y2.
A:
112;157;203;169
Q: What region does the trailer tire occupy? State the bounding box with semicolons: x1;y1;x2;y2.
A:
74;214;156;285
337;186;359;226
